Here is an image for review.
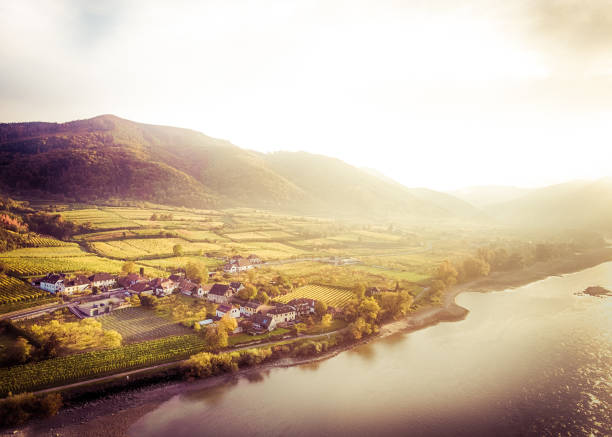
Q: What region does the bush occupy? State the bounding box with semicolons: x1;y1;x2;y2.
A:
0;392;62;427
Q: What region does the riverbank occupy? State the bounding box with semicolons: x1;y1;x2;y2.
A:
5;247;612;437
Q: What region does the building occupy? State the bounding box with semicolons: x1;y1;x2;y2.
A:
129;281;154;295
62;275;90;295
267;305;296;324
117;273;147;289
247;254;262;264
207;284;233;304
150;277;177;296
216;304;240;318
75;297;127;317
366;287;381;296
39;273;66;293
248;313;276;333
287;298;316;317
88;273;116;289
239;300;265;317
222;259;254;274
229;282;245;293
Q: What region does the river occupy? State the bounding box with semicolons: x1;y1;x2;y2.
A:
126;261;611;436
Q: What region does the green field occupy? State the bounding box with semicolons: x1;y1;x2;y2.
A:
0;255;127;276
0;245;84;258
99;307;191;343
0;274;51;306
225;241;306;259
0;334;206;396
275;285;354;307
60;208;138;229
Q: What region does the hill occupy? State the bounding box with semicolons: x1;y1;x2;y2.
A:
0;115;473;220
449;185;531;207
485;179;612;232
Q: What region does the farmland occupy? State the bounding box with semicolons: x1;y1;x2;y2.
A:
0;255;127;276
275;285;354;307
0;274;49;305
0;334;206;396
99;307;192;343
91;238;222;259
138;256;223;271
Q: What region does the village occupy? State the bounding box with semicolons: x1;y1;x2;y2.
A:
29;254;342;337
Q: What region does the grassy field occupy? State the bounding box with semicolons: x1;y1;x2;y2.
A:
61;208;139;230
225;241;307;259
98;307;192;343
0;245;84;258
0;334;206;396
275;285;354;307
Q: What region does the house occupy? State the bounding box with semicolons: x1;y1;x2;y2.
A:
239;300;265;317
248;313;276;333
216;304;240;318
287;298;316;317
117;273;147;289
366;287;381;296
75;296;127;317
129;281;154;295
229;255;245;264
247;254;262;264
150;277;176;296
169;273;183;282
229;282;245;293
178;279;205;297
198;319;214;327
62;275;90;295
89;273;116;289
207;284;233;304
39;273;66;293
267;305;296;324
222;263;238;274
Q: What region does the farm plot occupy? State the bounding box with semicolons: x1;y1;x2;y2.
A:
0;245;85;258
91;238;222;259
0;256;125;276
174;229;227;242
275;285;354;307
224;242;307;259
99;307;191;343
61;208;139;229
347;265;430;282
139;256;223;271
0;334;206;396
0;274;48;305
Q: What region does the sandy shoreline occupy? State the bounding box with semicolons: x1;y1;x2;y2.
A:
5;248;612;437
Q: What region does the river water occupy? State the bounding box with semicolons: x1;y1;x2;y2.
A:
129;262;611;436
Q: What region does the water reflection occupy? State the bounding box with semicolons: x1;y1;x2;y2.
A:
130;262;612;437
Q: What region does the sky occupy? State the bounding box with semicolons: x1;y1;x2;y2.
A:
1;0;611;191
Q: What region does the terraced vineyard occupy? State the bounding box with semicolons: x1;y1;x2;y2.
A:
91;238;222;259
139;256;223;271
0;255;126;276
0;334;206;396
0;274;48;305
99;307;191;343
275;285;354;307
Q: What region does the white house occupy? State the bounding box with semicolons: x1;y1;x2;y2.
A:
39;273;66;293
216;304;240;318
207;284;233;304
62;275;90;295
267;305;296;324
89;273;116;289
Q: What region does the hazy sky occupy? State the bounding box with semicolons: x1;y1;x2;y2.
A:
1;0;611;190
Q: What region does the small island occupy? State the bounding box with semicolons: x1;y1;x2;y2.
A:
581;286;612;297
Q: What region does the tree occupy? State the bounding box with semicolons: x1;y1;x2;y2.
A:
121;261;136;274
321;313;332;328
91;286;99;295
217;313;238;333
436;260;458;287
205;325;228;349
185;262;208;283
150;213;158;221
129;295;140;306
294;322;307;335
8;337;32;364
268;285;280;297
358;297;381;323
173;244;184;256
353;283;366;301
462;257;490;281
257;290;270;304
314;301;328;319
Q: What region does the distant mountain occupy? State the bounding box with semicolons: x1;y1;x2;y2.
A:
485;179;612;232
361;168;483;219
0;115;474;220
449;185;531;207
